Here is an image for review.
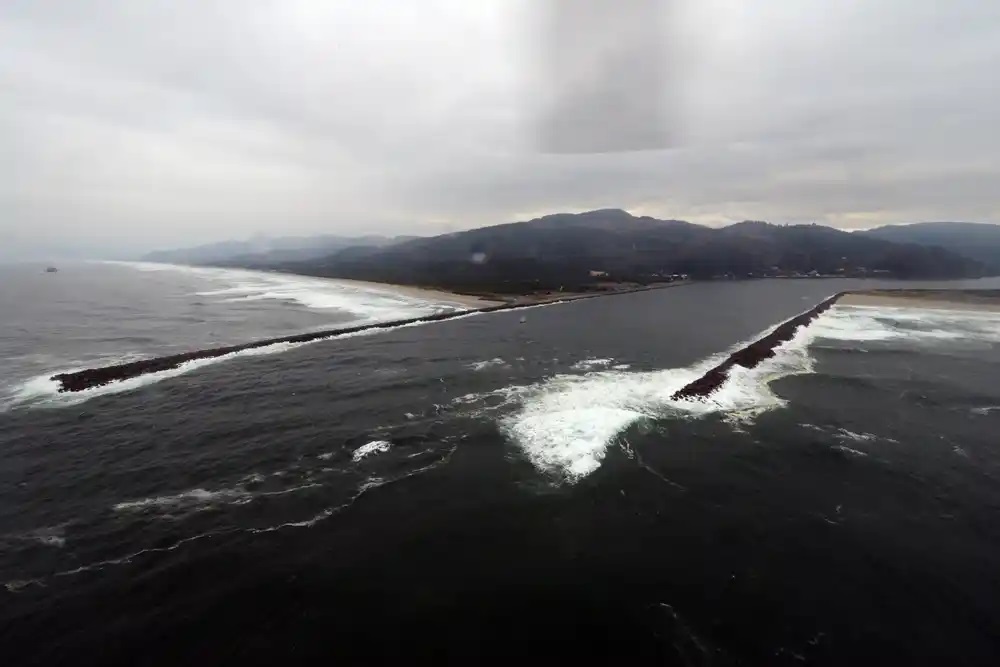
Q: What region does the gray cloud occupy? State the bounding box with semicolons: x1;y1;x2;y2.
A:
2;0;999;259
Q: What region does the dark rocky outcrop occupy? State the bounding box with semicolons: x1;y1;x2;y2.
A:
670;293;845;401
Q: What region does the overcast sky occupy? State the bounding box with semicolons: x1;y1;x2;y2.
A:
3;0;999;258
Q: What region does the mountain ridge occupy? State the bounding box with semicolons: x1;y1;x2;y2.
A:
258;211;990;293
859;221;1000;272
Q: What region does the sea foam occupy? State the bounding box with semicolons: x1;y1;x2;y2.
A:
113;487;251;513
352;440;392;461
500;314;822;482
502;302;1000;482
115;261;466;319
813;304;1000;344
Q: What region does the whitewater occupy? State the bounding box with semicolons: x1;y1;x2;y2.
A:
6;272;1000;664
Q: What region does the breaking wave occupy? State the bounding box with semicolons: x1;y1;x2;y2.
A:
2;313;487;411
468;358;508;371
3;263;486;411
353;440;392;461
2;342;301;411
500;302;1000;482
812;304;1000;344
500;314;822;482
570;358;615;371
111;261;468;320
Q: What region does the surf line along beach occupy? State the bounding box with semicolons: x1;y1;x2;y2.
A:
51;282;686;393
53;288;996;395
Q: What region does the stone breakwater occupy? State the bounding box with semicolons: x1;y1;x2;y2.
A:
50;290;639;393
671;292;845;401
64;287;981;395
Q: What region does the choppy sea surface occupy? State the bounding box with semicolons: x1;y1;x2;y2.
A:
2;262;1000;665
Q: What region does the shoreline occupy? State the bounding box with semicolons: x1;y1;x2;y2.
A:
324;279;506;309
381;279;693;308
840;290;1000;313
104;261;507;310
213;266;692;310
48;285;1000;394
126;261;692;310
50;279;692;393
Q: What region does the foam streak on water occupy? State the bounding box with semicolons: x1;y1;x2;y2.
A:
1;313;487;411
2;262;484;411
3;445;458;592
813;304;1000;344
109;261;469;318
2;342;301;410
501;302;1000;482
501;317;821;482
113;488;252;513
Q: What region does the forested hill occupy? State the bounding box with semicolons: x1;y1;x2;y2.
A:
860;222;1000;273
230;210;990;294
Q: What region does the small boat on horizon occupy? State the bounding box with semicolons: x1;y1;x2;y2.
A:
45;266;58;273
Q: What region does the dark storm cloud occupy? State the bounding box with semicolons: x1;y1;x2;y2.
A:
2;1;999;258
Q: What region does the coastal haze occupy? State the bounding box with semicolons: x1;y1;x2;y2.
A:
4;1;1000;665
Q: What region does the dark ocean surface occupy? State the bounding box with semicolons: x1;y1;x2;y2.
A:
2;262;1000;665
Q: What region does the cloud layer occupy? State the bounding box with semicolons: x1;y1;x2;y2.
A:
2;0;999;258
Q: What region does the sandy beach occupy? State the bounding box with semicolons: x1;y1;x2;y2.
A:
841;290;1000;313
329;278;505;308
338;278;692;310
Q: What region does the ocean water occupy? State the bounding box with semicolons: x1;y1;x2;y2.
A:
2;263;1000;665
0;261;469;410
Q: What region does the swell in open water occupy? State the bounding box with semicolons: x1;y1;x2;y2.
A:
2;262;1000;665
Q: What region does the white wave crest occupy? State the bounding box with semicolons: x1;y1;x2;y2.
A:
570;358;615;371
352;440;392;461
813;305;1000;344
110;261;467;319
501;296;1000;482
835;429;878;443
2;311;491;411
468;358;508;371
2;342;300;411
0;261;488;411
500;317;822;482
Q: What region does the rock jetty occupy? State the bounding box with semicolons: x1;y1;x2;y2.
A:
671;292;845;401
